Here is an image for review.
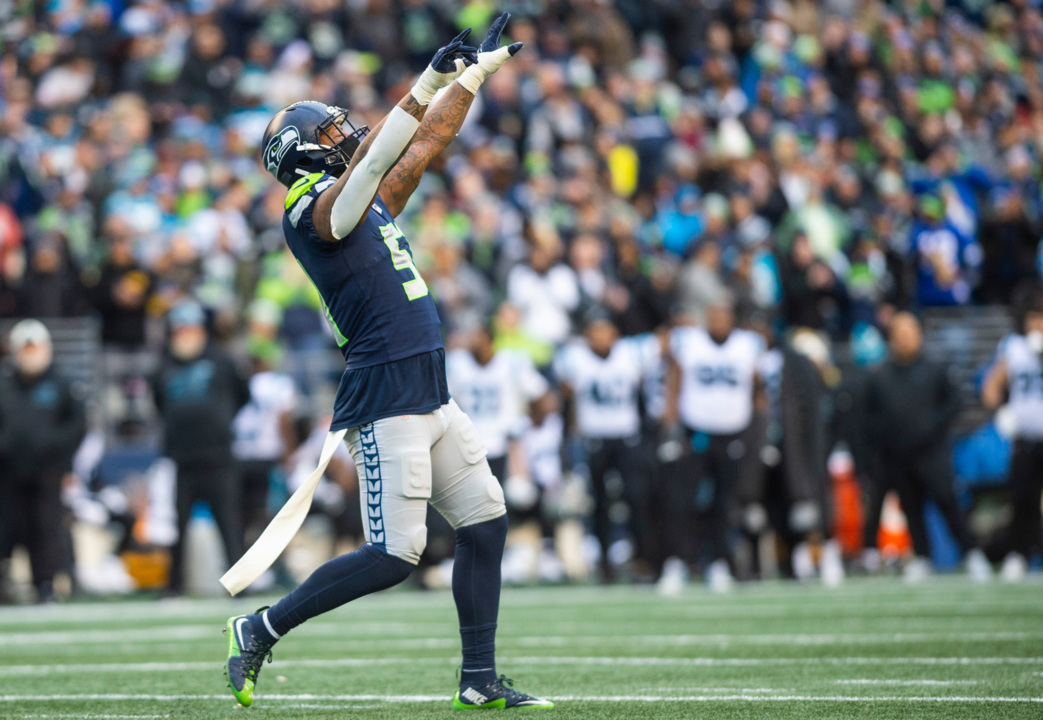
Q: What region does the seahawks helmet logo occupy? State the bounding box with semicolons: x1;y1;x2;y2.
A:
264;127;301;174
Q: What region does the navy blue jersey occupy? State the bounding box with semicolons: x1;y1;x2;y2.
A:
282;172;448;429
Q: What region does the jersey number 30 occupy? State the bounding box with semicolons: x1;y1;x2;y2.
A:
379;221;429;301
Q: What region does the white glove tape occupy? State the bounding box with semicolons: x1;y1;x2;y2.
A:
456;46;514;95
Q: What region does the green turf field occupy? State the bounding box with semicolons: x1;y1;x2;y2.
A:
2;577;1041;719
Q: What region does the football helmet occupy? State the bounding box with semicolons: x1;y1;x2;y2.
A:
260;101;369;188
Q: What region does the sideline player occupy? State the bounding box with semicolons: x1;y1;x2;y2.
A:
982;283;1043;582
223;16;553;709
447;325;550;493
663;297;763;593
553;314;661;581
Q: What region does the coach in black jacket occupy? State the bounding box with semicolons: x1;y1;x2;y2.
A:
0;319;85;602
864;312;980;571
153;301;249;595
740;324;832;577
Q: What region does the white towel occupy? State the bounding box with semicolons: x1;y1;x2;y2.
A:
220;429;348;595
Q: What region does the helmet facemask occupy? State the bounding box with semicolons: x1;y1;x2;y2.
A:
312;107;370;177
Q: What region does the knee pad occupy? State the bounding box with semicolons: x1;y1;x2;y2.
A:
384;523;429;565
451;467;507;529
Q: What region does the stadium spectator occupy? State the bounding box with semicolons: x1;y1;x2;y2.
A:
864;312;991;583
910;195;982;307
88;219;155;349
506;229;580;347
0;319;86;602
152;300;249;596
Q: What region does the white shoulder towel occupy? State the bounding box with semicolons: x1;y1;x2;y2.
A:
220;429;348;595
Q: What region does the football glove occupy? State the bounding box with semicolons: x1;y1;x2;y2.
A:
456;12;524;95
411;28;479;105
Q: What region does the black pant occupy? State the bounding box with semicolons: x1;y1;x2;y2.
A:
0;466;66;595
667;430;744;566
238;459;274;547
862;472;887;551
585;435;650;564
169;461;245;594
1009;440;1043;557
876;447;976;558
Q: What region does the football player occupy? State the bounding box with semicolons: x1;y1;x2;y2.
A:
554;313;661;581
224;16;553;710
446;325;551;492
982;283;1043;582
663;296;764;593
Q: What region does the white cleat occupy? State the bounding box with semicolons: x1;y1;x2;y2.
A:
1000;552;1027;583
792;542;815;582
965;548;992;583
903;556;932;584
821;540;845;588
861;548;882;574
705;559;734;594
656;557;688;597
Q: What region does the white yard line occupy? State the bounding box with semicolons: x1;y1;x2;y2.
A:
6;627;1043;647
19;715;169;719
0;658;434;675
520;656;1043;666
836;679;981;686
1;693;1041;704
2;656;1041;676
509;632;1043;647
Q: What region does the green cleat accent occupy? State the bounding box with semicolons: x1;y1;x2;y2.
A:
223;609;274;708
453;691;508;709
451;676;555;709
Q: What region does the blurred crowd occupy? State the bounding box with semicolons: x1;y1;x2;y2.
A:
2;0;1043;600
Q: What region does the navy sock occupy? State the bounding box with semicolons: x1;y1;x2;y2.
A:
265;544;414;638
453;514;508;688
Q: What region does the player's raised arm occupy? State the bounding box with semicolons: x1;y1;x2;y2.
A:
379;12;524;217
311;30;479;242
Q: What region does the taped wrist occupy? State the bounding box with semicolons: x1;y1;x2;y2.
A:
410;67;443;106
455;64;486;95
330;106;420;239
454;46;513;95
411;59;467;105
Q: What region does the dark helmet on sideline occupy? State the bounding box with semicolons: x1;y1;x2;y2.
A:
260;101;369;188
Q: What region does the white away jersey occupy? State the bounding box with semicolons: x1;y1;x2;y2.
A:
447;349;550;458
1000;333;1043;439
232;371;297;461
672;326;763;434
523;412;564;489
554;335;661;439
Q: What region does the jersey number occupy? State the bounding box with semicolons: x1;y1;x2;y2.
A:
379;221;429;301
1013;370;1043;397
695;366;739;386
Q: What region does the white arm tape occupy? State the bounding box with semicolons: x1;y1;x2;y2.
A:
330;106;420;238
